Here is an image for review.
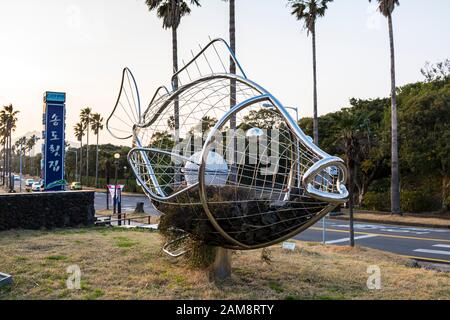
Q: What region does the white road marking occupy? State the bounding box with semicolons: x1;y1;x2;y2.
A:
329;223;450;234
325;234;377;244
433;244;450;249
414;249;450;256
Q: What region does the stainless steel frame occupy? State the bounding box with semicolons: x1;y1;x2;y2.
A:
107;38;349;252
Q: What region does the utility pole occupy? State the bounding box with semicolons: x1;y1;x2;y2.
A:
19;140;23;193
8;119;13;193
347;149;355;247
67;148;78;181
114;153;121;226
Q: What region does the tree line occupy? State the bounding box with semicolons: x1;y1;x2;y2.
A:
299;61;449;213
72;108;104;187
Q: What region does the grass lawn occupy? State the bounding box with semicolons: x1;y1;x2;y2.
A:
0;227;449;300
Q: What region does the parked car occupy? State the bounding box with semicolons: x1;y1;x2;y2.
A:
25;179;34;187
31;182;43;192
70;182;82;190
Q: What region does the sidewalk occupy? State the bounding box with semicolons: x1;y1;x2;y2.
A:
332;209;450;229
83;186;145;197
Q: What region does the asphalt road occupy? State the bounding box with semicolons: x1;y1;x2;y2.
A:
94;192;450;263
294;218;450;264
94;192;157;214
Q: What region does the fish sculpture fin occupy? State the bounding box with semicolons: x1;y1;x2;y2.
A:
106;67;142;140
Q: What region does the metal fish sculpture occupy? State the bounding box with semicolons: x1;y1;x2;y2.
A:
107;38;349;255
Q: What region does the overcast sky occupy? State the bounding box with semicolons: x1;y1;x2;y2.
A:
0;0;449;146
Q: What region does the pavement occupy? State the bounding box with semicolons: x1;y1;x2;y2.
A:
294;218;450;264
94;191;158;214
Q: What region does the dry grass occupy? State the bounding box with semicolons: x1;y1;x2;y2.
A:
337;210;450;228
0;227;449;300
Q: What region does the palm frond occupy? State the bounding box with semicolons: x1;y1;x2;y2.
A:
368;0;400;17
146;0;200;30
289;0;333;35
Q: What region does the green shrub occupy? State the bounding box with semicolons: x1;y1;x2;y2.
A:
400;190;439;213
362;190;440;213
362;192;390;211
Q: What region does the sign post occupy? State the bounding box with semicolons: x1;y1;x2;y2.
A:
42;91;66;191
107;184;125;224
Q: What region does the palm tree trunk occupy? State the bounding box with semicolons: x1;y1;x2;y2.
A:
229;0;237;183
79;140;83;185
86;124;90;186
29;150;32;175
388;14;400;215
172;26;181;184
172;26;179;133
2;139;5;186
213;0;236;280
442;169;449;212
95;133;99;188
5;128;9;188
312;24;319;145
8;126;12;189
348;163;355;247
346;137;355;247
5;135;8;188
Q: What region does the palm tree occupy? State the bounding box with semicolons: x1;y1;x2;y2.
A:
369;0;400;215
223;0;236;88
15;136;27;180
0;113;7;185
74;122;85;184
26;135;38;175
80;107;92;184
289;0;333;145
0;105;19;189
145;0;201;136
91;113;104;188
222;0;237;183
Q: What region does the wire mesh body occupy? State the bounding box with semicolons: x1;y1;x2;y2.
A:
107;38;349;250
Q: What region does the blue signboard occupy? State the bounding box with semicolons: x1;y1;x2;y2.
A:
43;92;66;191
45;92;66;104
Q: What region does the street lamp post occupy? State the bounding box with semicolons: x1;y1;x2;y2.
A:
113;153;121;226
7;119;13;193
67;149;78;181
19;142;23;193
124;166;128;188
30;136;40;178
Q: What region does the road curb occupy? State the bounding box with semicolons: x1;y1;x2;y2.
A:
330;216;450;229
91;189;146;197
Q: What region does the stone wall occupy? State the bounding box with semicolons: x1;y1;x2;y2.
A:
0;191;95;231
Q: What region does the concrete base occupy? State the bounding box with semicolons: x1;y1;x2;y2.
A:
212;248;232;281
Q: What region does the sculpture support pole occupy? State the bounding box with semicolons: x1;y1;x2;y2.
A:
212;247;231;281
